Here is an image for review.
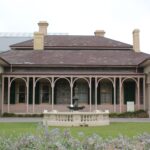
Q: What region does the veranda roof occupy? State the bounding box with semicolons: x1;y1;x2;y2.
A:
0;50;149;67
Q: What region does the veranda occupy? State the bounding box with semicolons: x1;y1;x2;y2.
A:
1;74;145;114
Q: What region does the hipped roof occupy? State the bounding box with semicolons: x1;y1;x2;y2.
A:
0;34;149;67
0;50;149;67
10;35;132;50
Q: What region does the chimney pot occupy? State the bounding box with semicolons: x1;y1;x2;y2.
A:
133;29;140;52
94;30;105;37
38;21;49;35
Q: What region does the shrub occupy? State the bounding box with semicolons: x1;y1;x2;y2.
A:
2;113;43;118
109;110;149;118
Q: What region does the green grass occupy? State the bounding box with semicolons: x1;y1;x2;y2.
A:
0;122;150;138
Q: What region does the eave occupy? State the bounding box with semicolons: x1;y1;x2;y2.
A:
0;57;10;66
6;64;139;68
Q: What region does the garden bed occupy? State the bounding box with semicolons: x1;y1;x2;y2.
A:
0;124;150;150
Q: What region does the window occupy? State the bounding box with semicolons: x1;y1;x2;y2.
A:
55;79;70;104
100;82;112;104
75;81;88;103
17;84;26;103
40;84;50;103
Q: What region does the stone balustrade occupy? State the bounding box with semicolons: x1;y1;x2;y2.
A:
43;110;110;126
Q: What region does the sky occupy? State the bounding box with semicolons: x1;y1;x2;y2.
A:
0;0;150;53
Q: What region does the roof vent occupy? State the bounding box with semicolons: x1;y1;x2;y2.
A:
94;30;105;37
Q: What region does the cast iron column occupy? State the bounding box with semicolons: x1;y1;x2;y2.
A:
119;77;122;113
113;77;116;112
32;77;35;113
51;77;54;110
1;76;4;114
95;77;97;110
26;77;29;113
143;77;146;110
7;77;10;113
89;77;92;112
70;77;73;106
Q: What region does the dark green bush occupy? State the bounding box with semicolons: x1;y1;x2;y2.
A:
109;110;149;118
2;113;43;117
2;113;16;117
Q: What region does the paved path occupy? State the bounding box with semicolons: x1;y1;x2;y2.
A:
0;117;150;123
110;118;150;122
0;117;42;122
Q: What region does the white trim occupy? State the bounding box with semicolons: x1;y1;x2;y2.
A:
7;77;10;113
97;77;114;86
10;77;27;87
143;77;146;110
70;77;73;105
3;74;145;78
32;77;35;113
34;77;52;87
95;77;97;110
1;76;4;114
137;77;140;110
121;77;138;86
89;77;92;112
51;77;54;110
114;77;116;112
26;77;29;113
54;77;70;85
119;77;122;112
73;77;90;86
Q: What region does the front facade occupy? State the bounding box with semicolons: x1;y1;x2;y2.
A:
0;21;150;115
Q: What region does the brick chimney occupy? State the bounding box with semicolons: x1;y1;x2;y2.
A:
38;21;49;35
94;30;105;37
33;32;44;50
133;29;140;52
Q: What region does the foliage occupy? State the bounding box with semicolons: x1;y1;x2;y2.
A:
2;112;43;117
0;123;150;150
2;109;149;118
109;109;149;118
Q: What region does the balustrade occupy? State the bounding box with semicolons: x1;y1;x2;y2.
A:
43;110;109;126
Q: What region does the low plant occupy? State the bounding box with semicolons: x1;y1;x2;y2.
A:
2;113;43;117
0;124;150;150
109;109;149;118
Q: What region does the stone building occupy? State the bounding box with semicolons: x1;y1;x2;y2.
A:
0;21;150;115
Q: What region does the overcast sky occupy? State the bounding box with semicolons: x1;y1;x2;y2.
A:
0;0;150;53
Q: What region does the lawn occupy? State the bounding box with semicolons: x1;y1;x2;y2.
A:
0;122;150;138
